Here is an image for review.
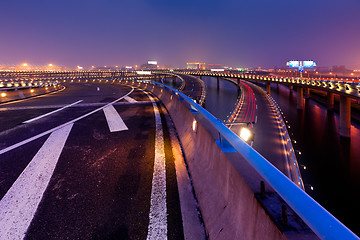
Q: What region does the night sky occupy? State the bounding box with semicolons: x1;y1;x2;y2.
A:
1;0;359;69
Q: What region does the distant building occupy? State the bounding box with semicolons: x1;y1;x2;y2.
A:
186;62;206;70
331;65;350;74
207;64;223;70
315;67;330;73
141;60;158;70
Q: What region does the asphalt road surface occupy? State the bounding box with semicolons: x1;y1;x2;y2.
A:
228;80;295;181
176;74;204;104
0;82;188;239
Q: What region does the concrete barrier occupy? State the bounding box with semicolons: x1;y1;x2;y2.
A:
0;85;63;104
132;81;287;240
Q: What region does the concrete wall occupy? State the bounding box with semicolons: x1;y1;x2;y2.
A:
0;86;62;104
137;82;287;240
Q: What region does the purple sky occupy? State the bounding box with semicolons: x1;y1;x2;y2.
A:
1;0;359;69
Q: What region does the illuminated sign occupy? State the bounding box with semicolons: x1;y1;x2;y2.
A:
211;69;225;72
136;71;151;75
288;61;300;68
125;66;132;69
287;60;316;68
148;61;157;65
303;61;316;67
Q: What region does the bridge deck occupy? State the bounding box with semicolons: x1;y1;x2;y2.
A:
0;82;205;239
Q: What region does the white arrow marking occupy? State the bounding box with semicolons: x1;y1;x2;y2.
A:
0;123;73;239
103;104;128;132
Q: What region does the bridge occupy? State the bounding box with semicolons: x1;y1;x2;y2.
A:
0;71;359;240
173;70;360;138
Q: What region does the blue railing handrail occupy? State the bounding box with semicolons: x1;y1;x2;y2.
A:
140;79;359;240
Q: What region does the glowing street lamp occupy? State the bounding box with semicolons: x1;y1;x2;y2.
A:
239;126;253;142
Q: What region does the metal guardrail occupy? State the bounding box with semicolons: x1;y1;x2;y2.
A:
181;71;360;100
267;93;304;190
138;79;359;240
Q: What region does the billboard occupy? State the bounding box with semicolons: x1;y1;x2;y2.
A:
287;60;316;68
148;61;157;65
288;61;300;68
303;61;316;67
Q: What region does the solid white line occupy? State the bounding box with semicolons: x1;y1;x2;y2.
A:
123;96;137;103
0;123;73;239
103;105;128;132
144;91;167;240
23;100;83;123
255;115;258;124
0;88;134;155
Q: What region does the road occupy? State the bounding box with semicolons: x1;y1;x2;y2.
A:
0;82;198;239
176;74;205;104
227;80;297;182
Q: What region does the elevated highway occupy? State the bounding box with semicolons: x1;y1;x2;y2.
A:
0;71;359;239
178;70;360;137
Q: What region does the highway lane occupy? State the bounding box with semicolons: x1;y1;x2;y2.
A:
227;80;297;183
0;83;188;239
176;74;205;104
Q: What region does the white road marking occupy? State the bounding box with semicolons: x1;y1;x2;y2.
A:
23;100;83;123
255;115;258;124
144;91;167;240
0;87;134;155
124;96;137;103
0;123;73;239
103;104;128;132
256;104;258;110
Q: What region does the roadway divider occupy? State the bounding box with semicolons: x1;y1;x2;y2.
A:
265;93;304;190
122;79;359;240
0;85;64;104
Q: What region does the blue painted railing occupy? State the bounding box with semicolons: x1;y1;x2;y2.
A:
139;79;359;240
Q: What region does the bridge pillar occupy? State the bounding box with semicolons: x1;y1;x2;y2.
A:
266;82;271;95
339;95;351;138
289;85;293;92
200;75;202;80
327;92;334;110
172;76;176;82
297;87;304;110
217;77;220;89
304;88;310;99
276;83;279;88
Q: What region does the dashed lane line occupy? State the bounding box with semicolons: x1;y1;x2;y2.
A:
0;123;73;239
103;104;128;132
144;91;167;240
23;100;83;123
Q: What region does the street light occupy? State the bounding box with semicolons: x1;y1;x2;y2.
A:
239;127;253;142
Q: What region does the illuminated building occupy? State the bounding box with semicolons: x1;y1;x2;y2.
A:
186;62;206;70
141;60;158;70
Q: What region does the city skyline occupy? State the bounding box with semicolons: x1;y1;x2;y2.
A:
1;0;359;69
